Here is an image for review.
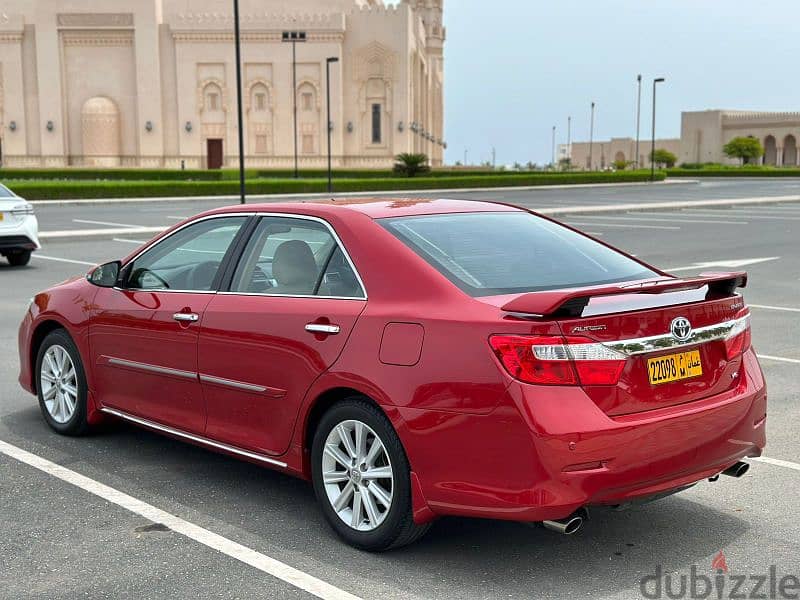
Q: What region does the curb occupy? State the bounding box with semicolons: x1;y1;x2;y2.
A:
29;178;696;207
37;193;800;242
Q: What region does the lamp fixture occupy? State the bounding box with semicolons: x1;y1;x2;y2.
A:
398;121;404;132
145;121;154;132
46;120;54;132
9;121;17;132
346;121;354;133
185;121;193;133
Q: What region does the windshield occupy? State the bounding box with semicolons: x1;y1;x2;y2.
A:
0;185;16;198
380;211;657;297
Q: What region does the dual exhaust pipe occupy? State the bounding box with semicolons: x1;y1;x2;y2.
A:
542;462;751;535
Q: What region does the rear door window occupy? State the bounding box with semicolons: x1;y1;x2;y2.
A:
380;212;656;296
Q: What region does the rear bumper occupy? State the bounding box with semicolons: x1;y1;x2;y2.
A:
405;348;766;523
0;215;41;251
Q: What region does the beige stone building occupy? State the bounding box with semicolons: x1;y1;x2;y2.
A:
0;0;445;169
565;109;800;169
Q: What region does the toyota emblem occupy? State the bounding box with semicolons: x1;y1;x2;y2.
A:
670;317;692;342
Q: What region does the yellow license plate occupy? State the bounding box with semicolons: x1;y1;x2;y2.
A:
647;350;703;385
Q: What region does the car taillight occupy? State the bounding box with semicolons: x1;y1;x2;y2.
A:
723;313;751;360
489;335;627;386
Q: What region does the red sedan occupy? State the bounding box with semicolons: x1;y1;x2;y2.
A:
18;199;766;550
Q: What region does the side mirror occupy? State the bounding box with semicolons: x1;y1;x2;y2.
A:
88;261;121;288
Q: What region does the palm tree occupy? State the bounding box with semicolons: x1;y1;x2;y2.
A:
393;153;431;177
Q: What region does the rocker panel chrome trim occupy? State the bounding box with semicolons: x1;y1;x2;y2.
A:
99;407;288;468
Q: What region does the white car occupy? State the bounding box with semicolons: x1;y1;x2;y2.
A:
0;183;40;266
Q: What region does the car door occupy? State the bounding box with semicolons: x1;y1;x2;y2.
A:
89;215;249;434
198;215;367;456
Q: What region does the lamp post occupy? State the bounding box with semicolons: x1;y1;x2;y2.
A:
635;74;642;169
326;56;339;194
282;30;307;178
551;125;556;168
651;77;665;181
233;0;246;203
588;101;595;171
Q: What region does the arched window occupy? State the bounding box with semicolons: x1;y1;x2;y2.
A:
251;84;269;113
204;83;223;112
298;83;316;112
764;135;777;166
783;135;797;166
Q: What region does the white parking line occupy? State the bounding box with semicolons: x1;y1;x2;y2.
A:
167;216;189;220
0;439;361;600
113;238;147;245
32;254;96;267
680;211;800;221
579;215;748;225
73;219;143;228
565;221;680;230
750;456;800;472
757;354;800;364
749;304;800;313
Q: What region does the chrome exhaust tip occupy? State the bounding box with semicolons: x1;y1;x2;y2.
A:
542;510;586;535
721;461;750;478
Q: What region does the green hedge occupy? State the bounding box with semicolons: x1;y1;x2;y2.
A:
6;171;666;201
668;167;800;177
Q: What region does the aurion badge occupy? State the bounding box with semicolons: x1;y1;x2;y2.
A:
670;316;692;342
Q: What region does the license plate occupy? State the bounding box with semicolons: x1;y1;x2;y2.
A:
0;213;4;221
647;350;703;385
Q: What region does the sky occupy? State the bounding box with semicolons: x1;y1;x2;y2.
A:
438;0;800;166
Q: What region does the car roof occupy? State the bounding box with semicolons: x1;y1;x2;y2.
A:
211;198;522;220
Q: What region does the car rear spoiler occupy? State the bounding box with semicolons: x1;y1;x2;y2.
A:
501;272;747;318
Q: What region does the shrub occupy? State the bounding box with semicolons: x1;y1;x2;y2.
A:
393;153;431;178
723;137;764;166
650;149;678;168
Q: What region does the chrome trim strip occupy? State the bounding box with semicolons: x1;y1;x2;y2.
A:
199;374;268;394
602;315;748;356
218;291;367;301
105;356;197;380
99;407;288;468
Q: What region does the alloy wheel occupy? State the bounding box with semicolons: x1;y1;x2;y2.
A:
40;345;79;424
321;419;394;532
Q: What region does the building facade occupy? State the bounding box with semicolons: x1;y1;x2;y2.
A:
0;0;445;169
565;109;800;169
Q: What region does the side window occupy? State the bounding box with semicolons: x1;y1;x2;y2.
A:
230;217;364;298
126;217;246;291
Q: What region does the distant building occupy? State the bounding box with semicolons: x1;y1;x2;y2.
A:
0;0;445;169
566;109;800;168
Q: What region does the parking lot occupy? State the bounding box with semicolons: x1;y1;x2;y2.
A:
1;179;799;599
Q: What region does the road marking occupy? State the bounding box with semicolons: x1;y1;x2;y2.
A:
167;216;189;220
680;211;800;221
749;304;800;313
40;226;167;241
578;214;748;225
565;221;680;230
750;456;800;472
73;219;142;228
0;439;362;600
32;254;96;267
757;354;800;364
666;257;780;272
113;238;147;245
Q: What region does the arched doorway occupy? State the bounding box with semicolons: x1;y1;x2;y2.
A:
614;151;626;162
764;135;777;166
783;135;797;166
81;97;121;167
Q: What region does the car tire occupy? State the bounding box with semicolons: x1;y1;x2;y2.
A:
7;250;32;267
35;329;90;436
311;397;431;551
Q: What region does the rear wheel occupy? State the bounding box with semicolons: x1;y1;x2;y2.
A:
311;398;431;551
35;330;90;436
7;250;31;267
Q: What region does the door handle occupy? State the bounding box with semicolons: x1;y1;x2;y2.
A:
173;313;199;323
305;323;340;335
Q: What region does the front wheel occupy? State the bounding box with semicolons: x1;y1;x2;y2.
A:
7;250;32;267
311;398;431;551
35;329;90;436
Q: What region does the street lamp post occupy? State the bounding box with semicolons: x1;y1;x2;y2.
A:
233;0;246;204
551;125;556;168
567;115;572;167
326;56;339;194
588;102;596;171
635;74;642;169
651;77;665;181
282;30;307;179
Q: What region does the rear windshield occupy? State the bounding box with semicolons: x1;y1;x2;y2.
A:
380;212;657;296
0;185;15;198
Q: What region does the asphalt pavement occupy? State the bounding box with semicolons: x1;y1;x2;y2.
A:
1;179;799;599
